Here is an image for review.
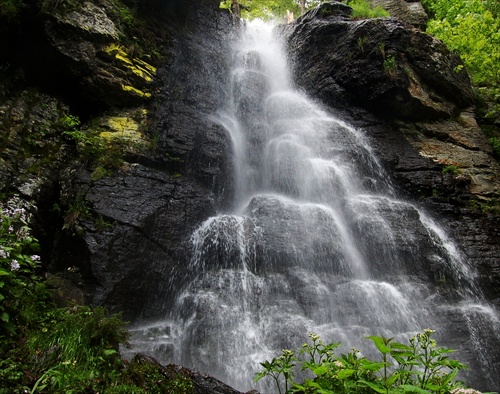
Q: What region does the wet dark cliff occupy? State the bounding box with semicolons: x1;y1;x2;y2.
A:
1;0;236;320
0;0;499;390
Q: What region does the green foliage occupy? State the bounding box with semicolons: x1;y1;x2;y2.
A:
0;204;41;340
489;136;500;160
255;349;297;394
256;330;472;394
219;0;387;20
383;55;397;78
28;306;129;393
0;208;195;393
357;35;368;50
219;0;326;20
442;164;461;175
421;0;500;114
347;0;390;19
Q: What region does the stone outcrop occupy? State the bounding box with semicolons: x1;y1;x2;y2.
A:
132;354;247;394
286;2;473;121
371;0;428;28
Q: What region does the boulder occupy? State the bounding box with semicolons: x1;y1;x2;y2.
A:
285;2;473;121
370;0;428;29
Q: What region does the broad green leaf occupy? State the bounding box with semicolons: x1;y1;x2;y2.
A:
360;360;386;371
359;379;387;394
367;335;392;354
399;385;431;394
337;368;355;380
312;364;329;376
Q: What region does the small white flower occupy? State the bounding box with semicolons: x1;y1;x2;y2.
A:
10;259;20;271
0;249;9;259
31;255;41;261
333;360;344;369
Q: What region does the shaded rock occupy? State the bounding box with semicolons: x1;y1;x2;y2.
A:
54;163;217;319
0;89;71;198
45;273;86;307
131;354;247;394
285;2;473;120
41;0;158;107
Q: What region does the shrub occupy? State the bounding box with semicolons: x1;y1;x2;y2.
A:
489;136;500;159
0;203;41;341
256;330;472;394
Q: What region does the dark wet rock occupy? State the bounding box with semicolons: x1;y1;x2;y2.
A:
284;2;473;121
131;354;247;394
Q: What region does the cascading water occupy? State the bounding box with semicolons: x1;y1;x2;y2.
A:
127;21;500;391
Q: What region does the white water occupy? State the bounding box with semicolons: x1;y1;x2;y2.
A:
127;21;500;391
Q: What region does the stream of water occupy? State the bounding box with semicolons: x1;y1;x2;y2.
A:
127;21;499;392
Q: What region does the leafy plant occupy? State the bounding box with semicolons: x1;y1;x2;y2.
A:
255;349;296;394
357;35;368;50
0;204;41;340
29;306;129;393
489;136;500;159
255;330;473;394
383;54;397;78
421;0;499;132
442;164;461;175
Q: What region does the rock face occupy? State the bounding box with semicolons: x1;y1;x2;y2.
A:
283;1;500;306
0;0;235;319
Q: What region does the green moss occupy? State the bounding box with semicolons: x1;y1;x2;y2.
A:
121;84;152;98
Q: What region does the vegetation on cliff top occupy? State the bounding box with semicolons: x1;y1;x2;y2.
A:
220;0;388;20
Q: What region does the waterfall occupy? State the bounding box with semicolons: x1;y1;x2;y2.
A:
127;21;500;391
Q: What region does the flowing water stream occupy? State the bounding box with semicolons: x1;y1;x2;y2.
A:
127;21;500;391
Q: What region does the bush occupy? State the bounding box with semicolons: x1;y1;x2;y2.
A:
422;0;499;89
0;203;41;340
256;330;472;394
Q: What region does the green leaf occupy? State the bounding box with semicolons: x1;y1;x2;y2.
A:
359;379;388;394
367;335;392;354
312;364;329;376
337;368;355;380
399;384;431;393
360;360;386;371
